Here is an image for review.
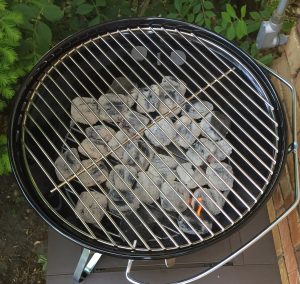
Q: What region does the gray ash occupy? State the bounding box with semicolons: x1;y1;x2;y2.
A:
200;111;231;141
108;188;140;215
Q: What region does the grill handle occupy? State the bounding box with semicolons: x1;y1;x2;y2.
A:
125;66;299;284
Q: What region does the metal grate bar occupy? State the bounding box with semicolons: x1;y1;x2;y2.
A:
25;113;155;247
77;43;256;211
151;26;278;148
64;46;249;217
135;27;277;166
29;101;171;249
169;28;278;127
69;49;246;219
52;62;224;235
24;144;100;241
187;32;276;111
99;32;267;193
35;89;184;247
25;113;159;250
51;38;263;198
160;28;279;142
119;28;271;183
120;29;274;182
86;41;265;198
33;91;186;249
31;95;172;248
43;68;214;240
76;43;254;209
25;127;108;241
51;69;217;237
53;56;240;194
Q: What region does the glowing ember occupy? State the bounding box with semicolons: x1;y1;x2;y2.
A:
196;197;203;216
189;197;203;217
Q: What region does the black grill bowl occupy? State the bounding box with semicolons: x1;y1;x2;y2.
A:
8;18;287;260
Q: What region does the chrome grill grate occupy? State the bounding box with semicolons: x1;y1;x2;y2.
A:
21;26;279;253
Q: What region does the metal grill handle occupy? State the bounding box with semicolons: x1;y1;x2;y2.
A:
125;65;300;284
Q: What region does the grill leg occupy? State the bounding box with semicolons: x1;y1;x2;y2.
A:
73;248;102;282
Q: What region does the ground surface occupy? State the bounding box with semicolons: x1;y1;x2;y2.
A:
0;174;47;284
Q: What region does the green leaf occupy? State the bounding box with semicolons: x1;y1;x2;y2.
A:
118;1;132;17
0;154;11;175
37;254;47;272
246;20;260;33
72;0;85;5
181;3;191;17
241;5;246;18
260;9;272;18
88;15;101;26
96;0;106;7
193;4;200;14
249;11;260;20
167;13;178;19
241;20;247;34
0;100;6;111
187;13;194;23
259;53;273;65
226;24;235;40
226;4;236;18
214;26;224;33
239;41;250;51
35;21;52;54
250;43;258;57
0;135;7;146
205;10;215;18
43;4;64;22
17;38;34;56
235;20;247;39
204;17;211;29
12;4;39;20
0;1;5;11
2;11;23;25
203;1;213;10
195;14;204;25
221;11;231;24
174;0;182;13
19;21;34;31
76;3;93;15
69;15;87;30
30;0;49;8
282;21;294;33
146;1;170;17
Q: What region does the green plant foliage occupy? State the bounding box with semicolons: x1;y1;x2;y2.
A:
37;254;47;271
169;0;295;63
214;4;248;40
172;0;216;28
0;0;23;111
0;135;10;175
6;0;292;87
11;0;64;67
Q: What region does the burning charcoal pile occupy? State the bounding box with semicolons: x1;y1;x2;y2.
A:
54;74;234;239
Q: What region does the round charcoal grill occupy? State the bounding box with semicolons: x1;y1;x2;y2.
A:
9;18;299;282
